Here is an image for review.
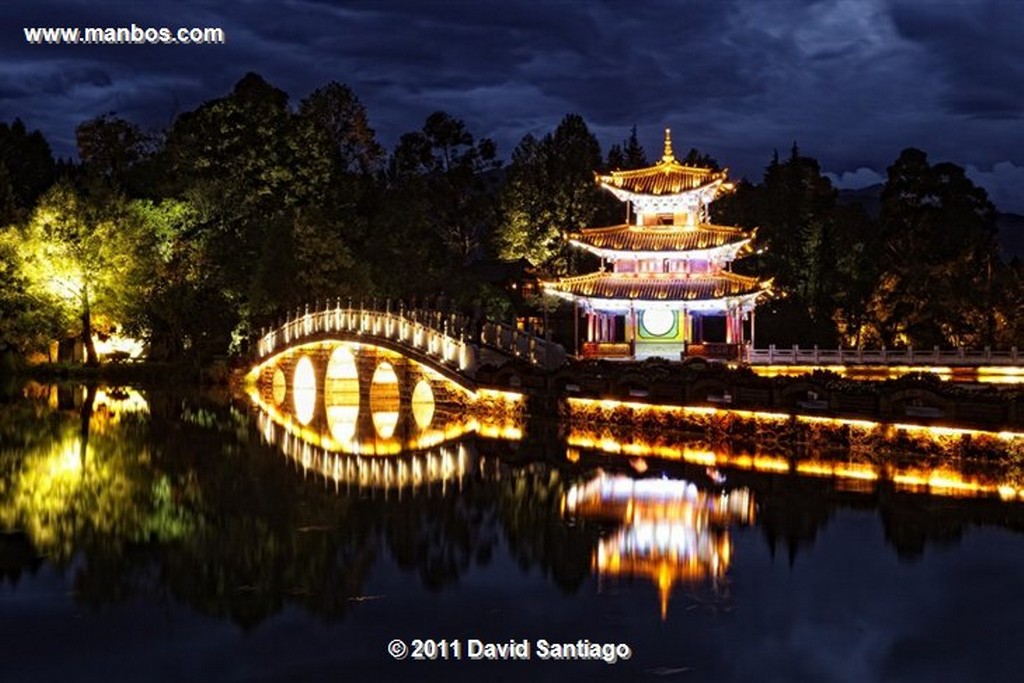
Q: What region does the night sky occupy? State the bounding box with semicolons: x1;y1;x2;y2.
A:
3;0;1022;212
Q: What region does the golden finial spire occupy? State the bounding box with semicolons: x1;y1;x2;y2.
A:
662;128;675;163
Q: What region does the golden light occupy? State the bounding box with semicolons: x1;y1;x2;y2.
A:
370;361;400;439
564;396;1024;500
272;368;287;405
748;364;1024;386
92;332;146;361
325;346;360;444
564;472;754;619
411;379;435;429
292;355;316;426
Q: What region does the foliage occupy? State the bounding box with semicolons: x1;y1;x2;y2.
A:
17;180;160;363
496;114;605;273
866;148;1001;347
1;75;1022;361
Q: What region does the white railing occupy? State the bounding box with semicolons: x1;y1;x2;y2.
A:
479;320;567;370
748;344;1021;367
255;301;567;374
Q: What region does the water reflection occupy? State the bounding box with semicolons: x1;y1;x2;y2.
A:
0;384;194;563
249;379;522;456
567;398;1024;501
5;380;1024;682
564;472;754;618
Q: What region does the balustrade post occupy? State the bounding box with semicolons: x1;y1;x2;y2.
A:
985;345;992;361
813;344;819;364
1013;347;1018;363
908;345;913;363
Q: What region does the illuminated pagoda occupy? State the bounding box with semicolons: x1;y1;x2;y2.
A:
544;129;770;360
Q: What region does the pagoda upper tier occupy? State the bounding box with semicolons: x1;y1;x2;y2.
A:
596;129;732;225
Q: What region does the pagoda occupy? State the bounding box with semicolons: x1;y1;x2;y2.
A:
543;129;770;360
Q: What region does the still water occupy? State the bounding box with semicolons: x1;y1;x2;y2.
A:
2;382;1024;682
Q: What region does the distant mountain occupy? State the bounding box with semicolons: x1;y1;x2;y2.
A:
837;184;1023;261
837;183;883;218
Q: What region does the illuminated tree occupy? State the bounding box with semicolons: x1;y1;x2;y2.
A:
19;180;157;364
496;114;604;273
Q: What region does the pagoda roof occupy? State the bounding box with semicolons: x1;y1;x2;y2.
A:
568;223;752;254
597;129;727;196
544;271;768;306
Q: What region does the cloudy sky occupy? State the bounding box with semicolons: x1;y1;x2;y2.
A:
3;0;1023;211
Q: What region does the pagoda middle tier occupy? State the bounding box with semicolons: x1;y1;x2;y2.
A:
546;271;764;312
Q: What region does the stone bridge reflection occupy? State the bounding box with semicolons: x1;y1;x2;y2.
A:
563;473;755;619
248;341;523;455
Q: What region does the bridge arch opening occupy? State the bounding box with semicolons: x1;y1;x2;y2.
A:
272;368;287;405
325;345;360;444
293;355;317;425
411;378;435;429
370;361;400;439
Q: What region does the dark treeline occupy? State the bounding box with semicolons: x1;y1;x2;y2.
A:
0;73;1020;366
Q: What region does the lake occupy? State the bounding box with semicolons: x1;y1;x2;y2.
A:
2;381;1024;682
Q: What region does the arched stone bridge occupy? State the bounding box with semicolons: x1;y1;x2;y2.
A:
248;303;561;449
254;302;566;388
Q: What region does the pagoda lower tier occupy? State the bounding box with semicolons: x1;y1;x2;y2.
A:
544;271;769;360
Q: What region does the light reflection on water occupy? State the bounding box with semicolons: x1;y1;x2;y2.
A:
5;382;1024;680
564;472;755;619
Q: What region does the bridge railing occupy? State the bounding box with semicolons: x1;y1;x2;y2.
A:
479;320;567;370
256;302;477;376
255;300;567;373
748;344;1020;367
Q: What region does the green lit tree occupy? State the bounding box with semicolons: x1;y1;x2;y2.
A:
18;180;158;364
496;114;604;273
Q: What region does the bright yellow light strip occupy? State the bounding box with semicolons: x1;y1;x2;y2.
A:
567;398;1024;440
748;364;1024;385
565;396;1024;500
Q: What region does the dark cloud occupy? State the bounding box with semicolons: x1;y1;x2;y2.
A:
2;0;1022;210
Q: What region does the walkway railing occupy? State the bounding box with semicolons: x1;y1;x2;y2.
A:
254;301;566;375
748;344;1021;367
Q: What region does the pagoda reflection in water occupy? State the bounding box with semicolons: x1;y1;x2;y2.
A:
563;473;755;619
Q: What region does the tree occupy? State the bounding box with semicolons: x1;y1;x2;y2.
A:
0;119;56;220
18;180;158;364
496;114;604;273
389;111;501;263
297;82;383;177
869;148;999;346
75;114;151;189
606;125;647;170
